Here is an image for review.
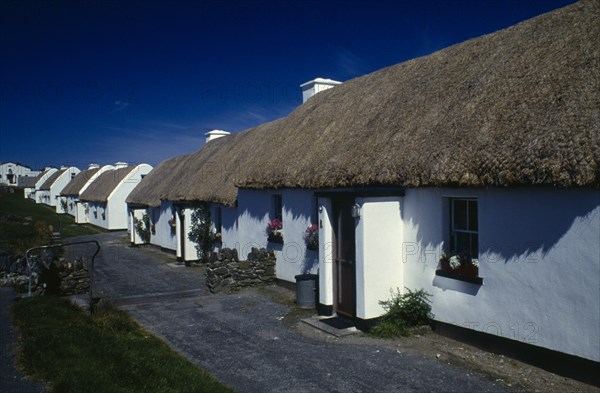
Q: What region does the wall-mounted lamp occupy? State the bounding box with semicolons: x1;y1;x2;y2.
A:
351;203;361;218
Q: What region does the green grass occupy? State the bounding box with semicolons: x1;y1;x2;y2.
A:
12;296;233;393
0;189;101;254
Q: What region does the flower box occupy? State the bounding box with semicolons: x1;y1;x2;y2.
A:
267;234;284;244
438;252;481;283
266;219;283;244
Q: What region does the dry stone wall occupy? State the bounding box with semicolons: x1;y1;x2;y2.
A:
206;247;276;293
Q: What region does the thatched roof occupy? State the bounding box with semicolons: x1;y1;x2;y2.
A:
160;132;253;206
160;0;597;208
126;154;191;207
18;176;37;188
80;167;133;203
60;168;101;196
39;169;66;191
227;0;597;190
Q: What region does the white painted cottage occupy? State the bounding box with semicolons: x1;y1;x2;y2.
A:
25;167;57;200
79;163;152;230
226;0;599;365
122;0;598;367
126;155;191;248
36;166;80;208
59;163;115;220
0;162;40;187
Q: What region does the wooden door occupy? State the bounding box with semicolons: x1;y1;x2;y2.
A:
333;198;356;317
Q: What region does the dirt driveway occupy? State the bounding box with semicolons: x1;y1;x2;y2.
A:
80;232;594;393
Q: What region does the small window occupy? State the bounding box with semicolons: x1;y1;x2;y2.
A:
214;206;222;234
450;198;478;258
71;172;76;179
272;194;283;221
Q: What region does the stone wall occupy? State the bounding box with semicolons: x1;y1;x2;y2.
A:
206;247;276;293
0;247;90;296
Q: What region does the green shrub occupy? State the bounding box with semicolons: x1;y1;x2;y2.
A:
371;288;434;338
134;213;151;243
188;203;215;263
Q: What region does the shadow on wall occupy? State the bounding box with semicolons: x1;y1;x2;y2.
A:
221;192;319;274
399;188;599;294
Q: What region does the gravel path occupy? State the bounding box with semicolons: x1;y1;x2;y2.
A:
81;232;511;393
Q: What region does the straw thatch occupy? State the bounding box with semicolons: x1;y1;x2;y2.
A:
227;0;597;190
160;131;254;206
38;169;66;191
79;167;133;203
18;176;38;188
159;0;598;208
126;154;192;207
60;168;101;196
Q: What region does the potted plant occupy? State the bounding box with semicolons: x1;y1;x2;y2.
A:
304;224;318;251
266;218;283;244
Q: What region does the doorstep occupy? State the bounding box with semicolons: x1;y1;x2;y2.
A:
301;315;359;337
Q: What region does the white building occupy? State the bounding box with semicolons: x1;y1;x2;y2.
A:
79;163;153;230
36;166;80;207
227;0;599;364
124;0;599;366
126;155;190;248
59;164;115;219
27;167;57;200
0;162;40;187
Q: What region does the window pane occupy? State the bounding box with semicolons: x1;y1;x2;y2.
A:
468;200;478;231
453;200;468;230
470;233;479;258
455;232;471;254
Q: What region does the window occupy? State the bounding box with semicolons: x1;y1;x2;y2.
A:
450;198;478;258
214;207;222;234
71;172;76;179
272;194;283;221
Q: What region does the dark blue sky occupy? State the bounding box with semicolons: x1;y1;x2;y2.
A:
0;0;575;170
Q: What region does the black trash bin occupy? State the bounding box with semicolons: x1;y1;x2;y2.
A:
295;274;318;309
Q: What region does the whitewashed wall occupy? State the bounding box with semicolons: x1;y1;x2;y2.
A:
152;202;177;250
86;202;107;228
65;196;78;216
400;187;600;362
104;164;152;230
32;168;57;201
129;208;147;244
50;167;80;209
355;197;404;319
232;189;317;283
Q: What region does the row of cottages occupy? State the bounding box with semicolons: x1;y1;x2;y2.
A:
78;163;153;230
58;163;115;219
125;1;598;364
0;162;40;187
23;167;57;199
36;166;80;208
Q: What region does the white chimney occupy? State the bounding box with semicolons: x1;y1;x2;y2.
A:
205;130;231;143
114;162;128;169
88;163;100;170
300;78;342;103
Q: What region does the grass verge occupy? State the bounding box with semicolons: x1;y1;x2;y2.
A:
0;189;101;254
12;296;233;393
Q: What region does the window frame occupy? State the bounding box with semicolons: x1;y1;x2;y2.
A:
272;194;283;221
449;198;479;258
